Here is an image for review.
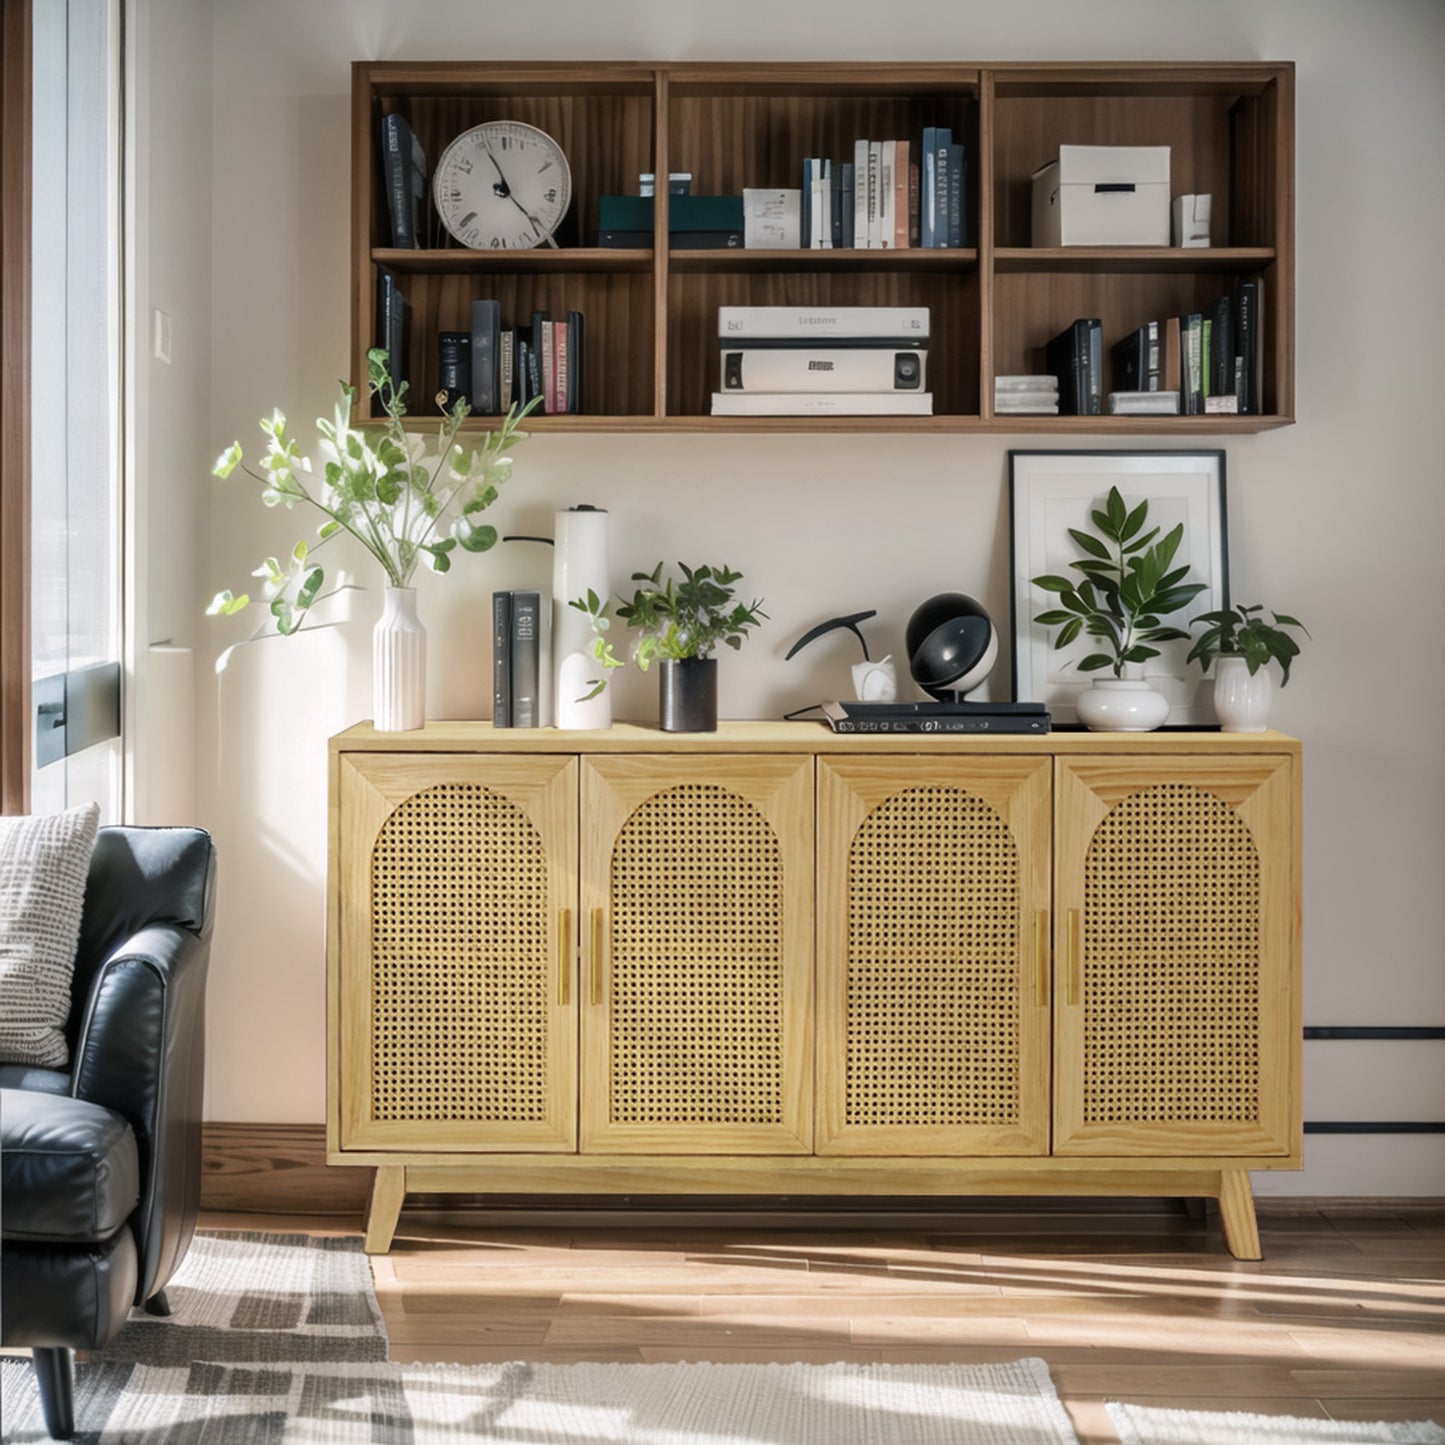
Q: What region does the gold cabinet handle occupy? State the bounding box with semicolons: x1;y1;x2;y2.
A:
1067;908;1082;1006
1034;909;1049;1007
557;908;572;1006
590;907;606;1005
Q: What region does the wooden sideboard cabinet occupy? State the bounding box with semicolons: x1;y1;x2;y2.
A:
329;722;1301;1257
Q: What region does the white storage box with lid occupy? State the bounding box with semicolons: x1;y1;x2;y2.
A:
1032;144;1171;246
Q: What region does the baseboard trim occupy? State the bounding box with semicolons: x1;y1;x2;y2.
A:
202;1122;1444;1219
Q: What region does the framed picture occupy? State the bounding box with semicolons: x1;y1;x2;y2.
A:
1008;450;1228;726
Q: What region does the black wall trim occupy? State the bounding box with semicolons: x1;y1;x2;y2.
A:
1304;1026;1445;1041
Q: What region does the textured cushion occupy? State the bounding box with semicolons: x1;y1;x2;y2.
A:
0;802;101;1067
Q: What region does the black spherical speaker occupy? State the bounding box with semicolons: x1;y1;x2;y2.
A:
906;593;999;701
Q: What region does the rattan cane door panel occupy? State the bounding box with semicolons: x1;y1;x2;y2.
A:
335;754;578;1153
579;755;813;1154
1053;757;1299;1157
816;758;1053;1156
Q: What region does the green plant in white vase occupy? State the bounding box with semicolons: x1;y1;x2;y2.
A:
1187;603;1309;732
571;561;767;732
208;349;537;731
1031;485;1206;730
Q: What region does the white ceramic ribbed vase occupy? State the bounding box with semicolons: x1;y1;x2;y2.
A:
1075;677;1170;732
373;586;426;732
1211;654;1273;732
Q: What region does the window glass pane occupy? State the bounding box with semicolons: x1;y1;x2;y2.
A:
30;0;121;816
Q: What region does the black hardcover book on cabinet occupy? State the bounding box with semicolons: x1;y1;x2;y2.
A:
1045;318;1101;415
438;331;470;412
379;113;427;248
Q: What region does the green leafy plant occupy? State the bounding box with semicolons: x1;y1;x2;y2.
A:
1031;485;1207;678
208;348;537;635
1187;604;1309;685
570;562;767;700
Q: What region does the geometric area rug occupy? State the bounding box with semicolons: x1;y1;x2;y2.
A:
0;1230;1084;1443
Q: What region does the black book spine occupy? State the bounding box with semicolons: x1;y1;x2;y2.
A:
380;114;417;248
530;310;548;412
492;591;513;728
566;310;583;414
471;299;501;415
1085;318;1103;415
1112;328;1142;392
510;591;541;727
1235;279;1258;414
438;331;470;412
1210;295;1233;400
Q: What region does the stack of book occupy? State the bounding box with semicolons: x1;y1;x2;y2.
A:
994;375;1059;415
597;194;743;249
439;300;584;416
710;305;932;417
492;590;551;728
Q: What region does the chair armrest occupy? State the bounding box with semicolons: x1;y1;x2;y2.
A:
69;921;210;1304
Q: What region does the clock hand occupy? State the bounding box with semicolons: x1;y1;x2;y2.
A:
483;140;560;248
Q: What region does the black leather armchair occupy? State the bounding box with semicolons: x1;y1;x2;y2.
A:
1;825;216;1440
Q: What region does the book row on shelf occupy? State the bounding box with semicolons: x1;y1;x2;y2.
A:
492;590;551;729
1005;277;1265;419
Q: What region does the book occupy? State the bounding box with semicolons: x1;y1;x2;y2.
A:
879;140;896;248
599;228;743;248
379;113;427;249
1044;317;1101;415
945;139;965;247
499;330;515;411
492;590;513;728
867;140;883;247
510;591;543;727
821;700;1050;734
920;126;936;247
1112;321;1160;392
530;309;549;411
1234;278;1257;414
1107;389;1181;415
840;163;855;247
1162;315;1182;394
829;161;843;247
554;318;570;415
710;391;933;416
852;139;869;250
720;347;927;393
1208;293;1233;401
541;319;556;415
718;305;930;341
597;194;745;233
994;374;1059;392
470;299;500;415
908;158;920;245
375;270;409;390
893;139;910;249
566;310;584;414
437;331;470;412
812;167;832;249
932;128;952;248
1180;311;1204;413
994;398;1059;414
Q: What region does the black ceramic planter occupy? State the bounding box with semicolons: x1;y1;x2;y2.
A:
658;657;718;732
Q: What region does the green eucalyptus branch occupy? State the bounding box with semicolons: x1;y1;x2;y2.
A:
208;348;539;636
1031;485;1206;679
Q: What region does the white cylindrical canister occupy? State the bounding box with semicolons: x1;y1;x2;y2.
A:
552;505;612;730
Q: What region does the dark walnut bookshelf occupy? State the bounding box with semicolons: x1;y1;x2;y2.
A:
352;60;1294;434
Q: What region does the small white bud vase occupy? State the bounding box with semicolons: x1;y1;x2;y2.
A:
1211;655;1273;732
1075;677;1170;732
372;586;426;732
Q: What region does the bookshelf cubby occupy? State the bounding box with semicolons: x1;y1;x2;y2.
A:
352;60;1293;433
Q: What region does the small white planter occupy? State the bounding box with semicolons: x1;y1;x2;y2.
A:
1075;677;1171;732
373;586;427;732
1211;655;1273;733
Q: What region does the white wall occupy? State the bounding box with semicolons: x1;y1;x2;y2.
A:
177;0;1445;1194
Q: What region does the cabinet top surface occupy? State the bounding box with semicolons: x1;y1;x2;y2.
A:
331;720;1300;756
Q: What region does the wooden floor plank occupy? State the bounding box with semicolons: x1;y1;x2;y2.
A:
197;1204;1445;1435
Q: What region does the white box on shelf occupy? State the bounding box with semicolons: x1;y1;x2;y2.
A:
743;188;801;249
1172;193;1212;247
1031;145;1171;246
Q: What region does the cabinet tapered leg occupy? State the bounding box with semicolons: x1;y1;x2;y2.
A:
1218;1169;1262;1260
364;1165;406;1254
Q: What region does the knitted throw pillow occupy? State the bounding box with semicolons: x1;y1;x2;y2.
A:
0;801;101;1067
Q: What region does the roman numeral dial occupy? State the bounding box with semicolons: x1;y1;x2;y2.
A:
432;120;572;251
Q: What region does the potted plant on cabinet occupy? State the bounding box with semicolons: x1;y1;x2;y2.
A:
571;562;767;732
1187;603;1309;732
1031;486;1207;731
208;349;537;732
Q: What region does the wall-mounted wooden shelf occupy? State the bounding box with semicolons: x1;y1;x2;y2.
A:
352;60;1294;433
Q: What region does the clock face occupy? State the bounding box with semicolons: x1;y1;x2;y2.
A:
432;120;572;250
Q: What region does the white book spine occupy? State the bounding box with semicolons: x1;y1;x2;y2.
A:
721;347;927;393
711;390;933;416
852;139;869;250
718;305;930;340
879;140;896;249
867;140;883;247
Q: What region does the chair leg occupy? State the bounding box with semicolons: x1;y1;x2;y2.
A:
144;1288;172;1317
33;1346;75;1440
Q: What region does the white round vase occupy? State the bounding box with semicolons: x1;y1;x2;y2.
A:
1211;655;1273;733
373;585;427;732
1075;677;1170;732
